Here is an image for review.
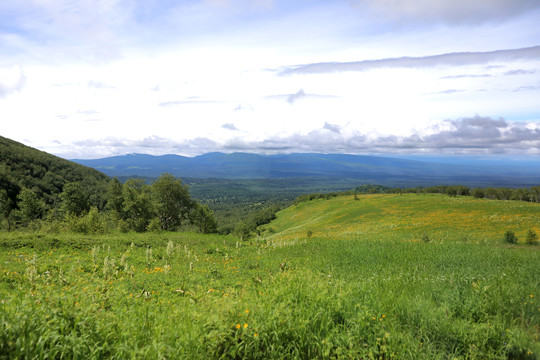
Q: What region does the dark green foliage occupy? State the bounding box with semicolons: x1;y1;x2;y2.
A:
0;189;14;230
471;188;485;198
152;173;192;231
64;207;107;234
60;182;89;216
354;184;392;194
191;204;218;234
503;230;518;244
122;179;156;232
525;229;538;245
0;135;109;220
233;220;251;240
16;188;46;225
105;177;124;214
252;205;279;227
446;185;470;197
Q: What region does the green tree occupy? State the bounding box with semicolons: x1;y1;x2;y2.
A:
503;230;517;244
105;177;124;215
471;188;485;199
122;179;156;232
152;174;192;231
60;182;89;216
0;189;14;231
17;188;46;225
233;220;251;241
526;229;538;245
191;204;217;234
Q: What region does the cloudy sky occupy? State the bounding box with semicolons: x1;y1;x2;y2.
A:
1;0;540;159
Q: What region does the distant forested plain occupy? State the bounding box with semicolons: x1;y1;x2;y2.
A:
1;135;539;359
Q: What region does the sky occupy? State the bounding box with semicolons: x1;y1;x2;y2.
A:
1;0;540;159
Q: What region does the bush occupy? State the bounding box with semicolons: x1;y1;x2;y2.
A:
503;230;517;244
525;229;538;245
421;234;431;242
147;218;162;232
63;207;107;234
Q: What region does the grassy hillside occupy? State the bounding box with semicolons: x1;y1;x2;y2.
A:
267;193;540;244
0;136;110;207
1;194;538;359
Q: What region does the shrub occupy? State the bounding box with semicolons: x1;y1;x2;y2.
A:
421;234;431;242
503;230;517;244
147;218;162;232
525;229;538;245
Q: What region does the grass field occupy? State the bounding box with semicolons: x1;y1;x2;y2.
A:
1;194;539;359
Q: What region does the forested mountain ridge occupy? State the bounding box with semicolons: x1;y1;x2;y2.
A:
73;152;540;187
0;135;110;209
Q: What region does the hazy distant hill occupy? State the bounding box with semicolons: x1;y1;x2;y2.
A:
71;152;540;188
0;136;110;206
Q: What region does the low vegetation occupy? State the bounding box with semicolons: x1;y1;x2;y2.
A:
1;194;538;359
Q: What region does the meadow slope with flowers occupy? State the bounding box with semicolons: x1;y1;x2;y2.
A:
0;193;538;359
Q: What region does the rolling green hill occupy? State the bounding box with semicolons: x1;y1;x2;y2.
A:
0;135;110;208
0;193;538;358
267;193;540;244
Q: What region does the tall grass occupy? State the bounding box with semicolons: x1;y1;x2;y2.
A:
0;194;538;359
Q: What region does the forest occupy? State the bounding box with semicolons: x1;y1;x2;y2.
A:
1;135;540;238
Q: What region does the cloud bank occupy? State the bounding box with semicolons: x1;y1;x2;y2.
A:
61;116;540;158
280;46;540;75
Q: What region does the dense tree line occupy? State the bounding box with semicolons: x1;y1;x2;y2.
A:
392;185;540;202
0;135;109;211
294;184;540;204
0;174;217;234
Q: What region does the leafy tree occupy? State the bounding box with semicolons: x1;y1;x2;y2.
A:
503;230;517;244
152;174;192;231
233;220;251;240
105;177;124;215
0;189;14;231
60;182;89;216
526;229;538;245
191;204;217;234
122;179;156;232
471;188;485;199
17;188;46;225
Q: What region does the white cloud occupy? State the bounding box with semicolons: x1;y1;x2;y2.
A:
0;1;539;159
356;0;540;26
280;46;540;75
0;65;26;97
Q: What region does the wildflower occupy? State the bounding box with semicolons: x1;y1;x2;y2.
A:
254;333;258;337
236;324;241;329
245;310;250;314
244;323;248;328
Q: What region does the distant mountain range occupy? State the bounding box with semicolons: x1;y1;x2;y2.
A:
71;152;540;187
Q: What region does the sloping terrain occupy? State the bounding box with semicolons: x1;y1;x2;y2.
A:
0;136;110;206
267;193;540;243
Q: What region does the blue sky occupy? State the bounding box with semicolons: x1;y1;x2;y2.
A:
1;0;539;159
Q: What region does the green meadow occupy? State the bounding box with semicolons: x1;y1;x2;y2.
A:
1;194;539;359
